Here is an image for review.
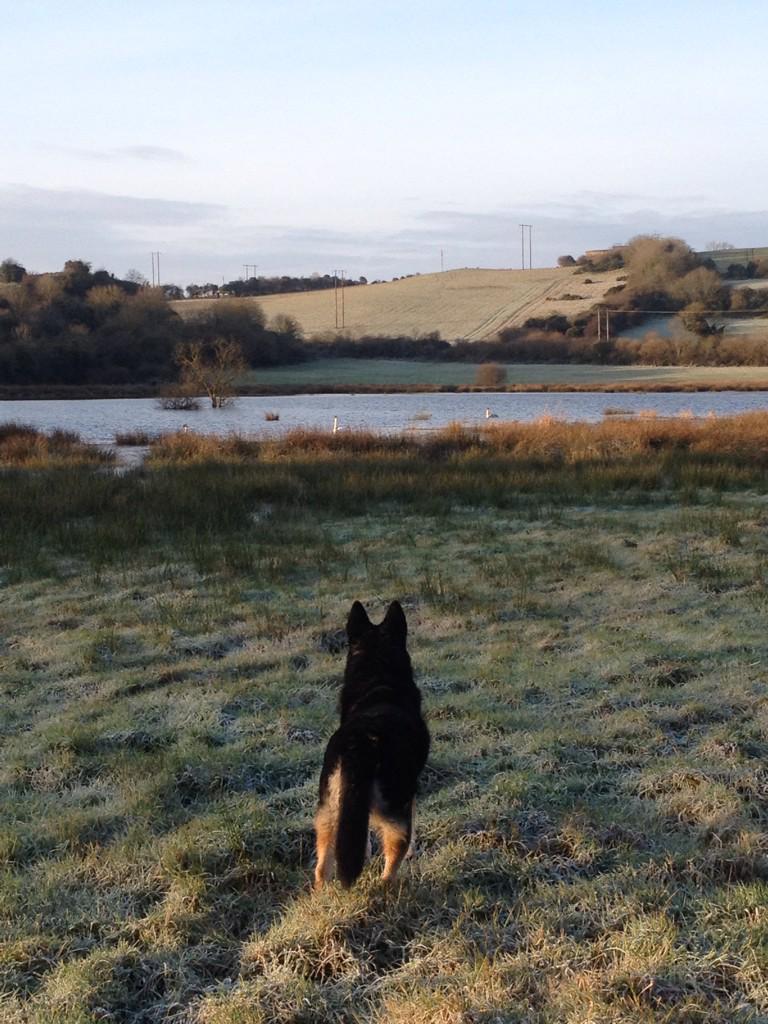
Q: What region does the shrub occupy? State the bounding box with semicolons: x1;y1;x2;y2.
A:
474;363;508;387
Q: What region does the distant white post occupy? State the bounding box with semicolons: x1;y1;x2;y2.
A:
518;225;532;269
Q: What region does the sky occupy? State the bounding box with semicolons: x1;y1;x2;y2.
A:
3;0;768;285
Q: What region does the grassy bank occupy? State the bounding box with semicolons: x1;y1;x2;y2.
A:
5;362;768;402
243;359;768;391
2;419;768;1021
0;384;163;401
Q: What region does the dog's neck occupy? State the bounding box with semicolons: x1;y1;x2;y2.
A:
339;646;419;721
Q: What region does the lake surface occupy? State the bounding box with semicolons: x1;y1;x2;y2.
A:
3;392;768;444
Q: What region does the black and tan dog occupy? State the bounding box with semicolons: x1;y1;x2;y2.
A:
314;600;430;888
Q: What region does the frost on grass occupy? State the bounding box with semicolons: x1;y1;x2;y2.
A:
1;489;768;1022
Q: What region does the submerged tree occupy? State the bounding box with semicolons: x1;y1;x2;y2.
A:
174;338;246;408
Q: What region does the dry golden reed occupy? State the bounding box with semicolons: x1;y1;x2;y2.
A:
147;411;768;466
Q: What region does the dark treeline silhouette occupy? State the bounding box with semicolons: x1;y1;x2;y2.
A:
302;328;768;367
723;261;768;280
188;273;368;300
0;261;305;385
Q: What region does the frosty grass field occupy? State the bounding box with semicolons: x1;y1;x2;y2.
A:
1;417;767;1022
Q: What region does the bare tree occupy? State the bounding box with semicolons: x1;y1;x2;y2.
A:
125;268;149;287
174;338;246;408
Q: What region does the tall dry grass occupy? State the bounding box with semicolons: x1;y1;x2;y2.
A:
147;412;768;466
0;422;113;468
3;413;768;580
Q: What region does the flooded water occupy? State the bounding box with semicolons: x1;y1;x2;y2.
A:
2;392;768;445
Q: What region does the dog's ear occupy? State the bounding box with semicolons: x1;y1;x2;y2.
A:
382;601;407;644
347;601;372;642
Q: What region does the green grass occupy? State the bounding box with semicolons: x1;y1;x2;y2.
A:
2;425;768;1021
242;359;768;390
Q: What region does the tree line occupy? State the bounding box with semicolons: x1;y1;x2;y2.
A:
186;273;368;300
0;260;305;386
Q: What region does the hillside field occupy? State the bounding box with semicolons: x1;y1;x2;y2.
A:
172;268;624;341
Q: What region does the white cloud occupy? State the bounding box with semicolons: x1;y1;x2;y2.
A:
50;145;189;163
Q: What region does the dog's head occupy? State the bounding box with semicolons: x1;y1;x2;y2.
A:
341;601;416;711
346;600;407;650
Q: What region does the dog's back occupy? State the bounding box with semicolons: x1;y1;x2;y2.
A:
314;600;430;888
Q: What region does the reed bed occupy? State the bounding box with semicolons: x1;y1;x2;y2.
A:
114;430;157;446
0;422;113;468
147;412;768;467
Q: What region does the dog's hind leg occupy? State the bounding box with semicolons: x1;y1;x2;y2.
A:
314;767;341;889
314;803;336;888
379;805;413;883
405;801;416;860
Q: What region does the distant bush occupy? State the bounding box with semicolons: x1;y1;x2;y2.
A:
474;363;508;387
576;247;626;272
115;430;156;445
523;314;570;333
158;391;201;411
0;258;26;283
0;422;112;467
